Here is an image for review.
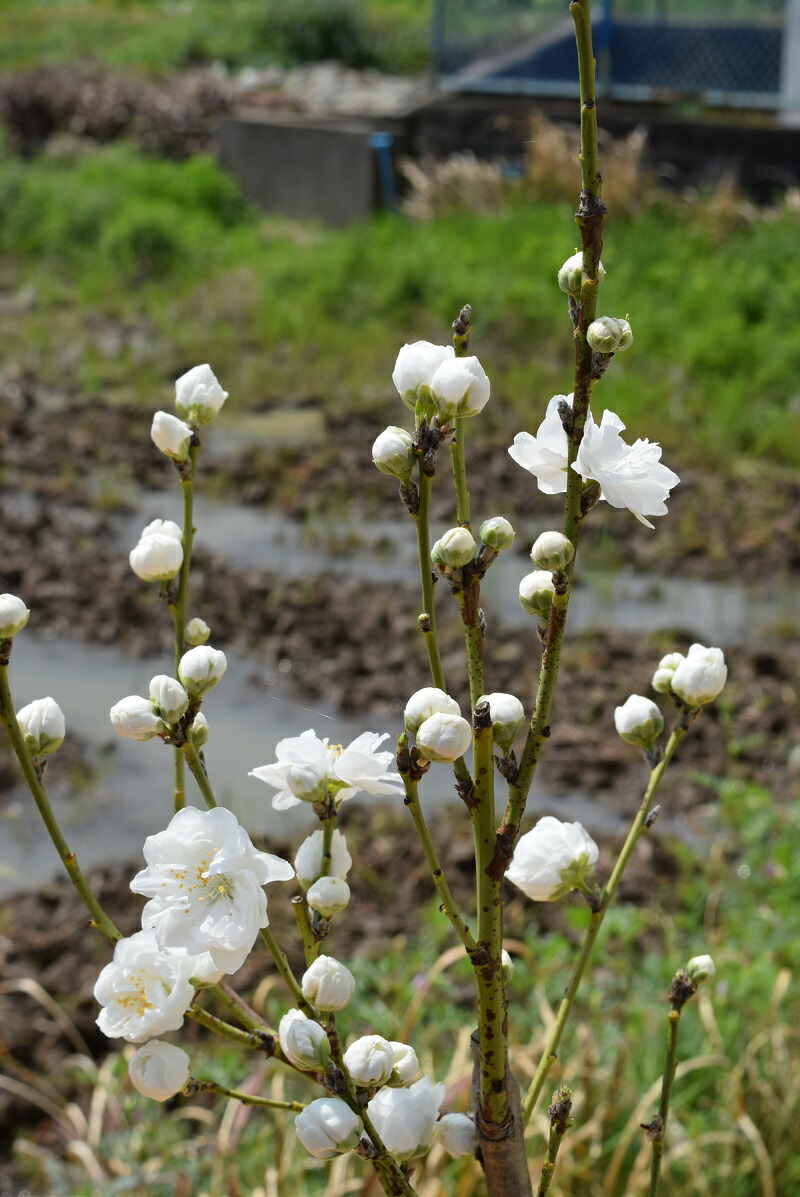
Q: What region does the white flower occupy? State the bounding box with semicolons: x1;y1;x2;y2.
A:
372;426;416;483
94;928;197;1043
614;694;664;749
141;518;183;542
477;692;525;752
388;1041;419;1087
686;954;716;984
250;729;403;812
16;697;65;756
130;532;183;582
151;411;193;461
392;341;454;403
404;688;461;736
0;593;29;638
431;526;476;569
430;355;490;419
530;531;574;572
558;250;605;296
178;645;227;698
175;363;228;426
573;411;679;529
670;644;727;706
294;828;352;889
437;1112;477;1158
149;675;189;725
307;876;350;917
416;712;472;763
344;1035;395;1087
295;1097;363;1160
508;395;572;495
301;955;356;1011
184;617;211;646
479;516;514;551
519;570;555;618
367;1076;445;1160
129;1040;191;1101
652;652;685;693
507;816;599;902
131;806;294;975
110;695;164;741
279;1009;331;1071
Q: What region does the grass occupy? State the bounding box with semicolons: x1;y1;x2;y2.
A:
9;781;799;1195
1;142;800;468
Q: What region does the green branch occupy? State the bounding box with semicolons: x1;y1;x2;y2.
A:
648;1009;681;1197
181;736;217;808
412;470;447;692
170;441;199;812
190;1078;306;1112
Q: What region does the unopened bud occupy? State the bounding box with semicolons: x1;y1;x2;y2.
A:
686;954;716;985
530;531;574;572
416;712;472;763
501;949;514;982
307;876;350;917
190;711;209;748
149;675;189;725
16;697;65;757
476;692;525;752
0;593;30;639
557;250;605;297
479;516;515;552
519;570;555;618
586;316;633;354
431;527;476;570
151;411;193;461
652;652;684;693
372;426;416;484
178;646;227;698
614;694;664;751
185;617;211;646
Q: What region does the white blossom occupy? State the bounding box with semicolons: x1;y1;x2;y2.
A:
404;687;461;736
149;675;189;725
652;651;685;693
0;593;29;638
431;526;476;569
16;697;65;756
670;644;727;706
110;695;164;741
388;1041;419;1086
151;411;193;461
94;929;197;1043
573;411;679;528
519;570;555;618
130;532;183;582
178;645;227;698
392;341;454;402
686;954;716;984
430;355;491;419
307;876;351;917
367;1076;445;1160
508;394;572;495
279;1009;331;1071
129;1040;191;1101
175;363;228;426
250;728;403;812
476;692;525;751
344;1035;395;1087
184;616;211;646
530;530;574;572
507;816;599;902
614;694;664;749
372;426;416;483
131;806;294;975
141;518;183;542
295;1097;363;1160
301;955;356;1011
294;827;352;889
437;1112;477;1158
416;712;472;763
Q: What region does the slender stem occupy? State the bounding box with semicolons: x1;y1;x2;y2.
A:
571;0;602;197
171;442;199;812
536;1097;572;1196
649;1009;682;1197
351;1098;419;1197
456;582;484;710
521;726;687;1125
400;774;477;955
292;896;319;967
412;471;447;692
260;926;316;1016
320;813;336;877
187;1005;265;1049
0;659;121;943
450;418;471;528
213;980;269;1034
191;1079;306;1112
181;737;217;808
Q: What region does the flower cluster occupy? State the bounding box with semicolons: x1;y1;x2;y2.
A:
151;364;228;465
109;648;226;742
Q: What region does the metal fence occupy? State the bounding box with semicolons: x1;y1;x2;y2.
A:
432;0;787;110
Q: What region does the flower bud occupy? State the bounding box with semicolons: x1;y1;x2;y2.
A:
507;816;599;902
614;694;664;751
178;646;227;698
519;570;555;618
530;531;574;572
279;1008;332;1071
416;712;472;763
130;533;183;583
652;652;685;693
403;687;461;736
392;341;454;408
141;518;182;542
388;1041;419;1087
301;955;356;1012
372;426;416;485
586;316;633;354
128;1040;190;1101
295;1097;363;1160
479;516;515;552
670;644;727;707
501;949;514;982
294;828;352;889
307;876;351;917
110;695;164;741
437;1112;477;1158
16;697;65;757
430;356;491;419
431;527;476;570
558;250;606;296
184;617;211;646
175;363;228;426
0;593;29;639
344;1035;395;1088
149;675;189;725
151;411;193;461
476;692;525;752
686;954;716;985
189;711;209;748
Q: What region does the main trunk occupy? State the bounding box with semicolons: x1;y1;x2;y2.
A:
471;1031;533;1197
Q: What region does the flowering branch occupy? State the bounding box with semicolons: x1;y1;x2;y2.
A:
260;926;317;1018
187;1005;269;1050
170;440;199;812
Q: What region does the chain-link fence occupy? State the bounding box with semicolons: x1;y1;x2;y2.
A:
432;0;787;109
